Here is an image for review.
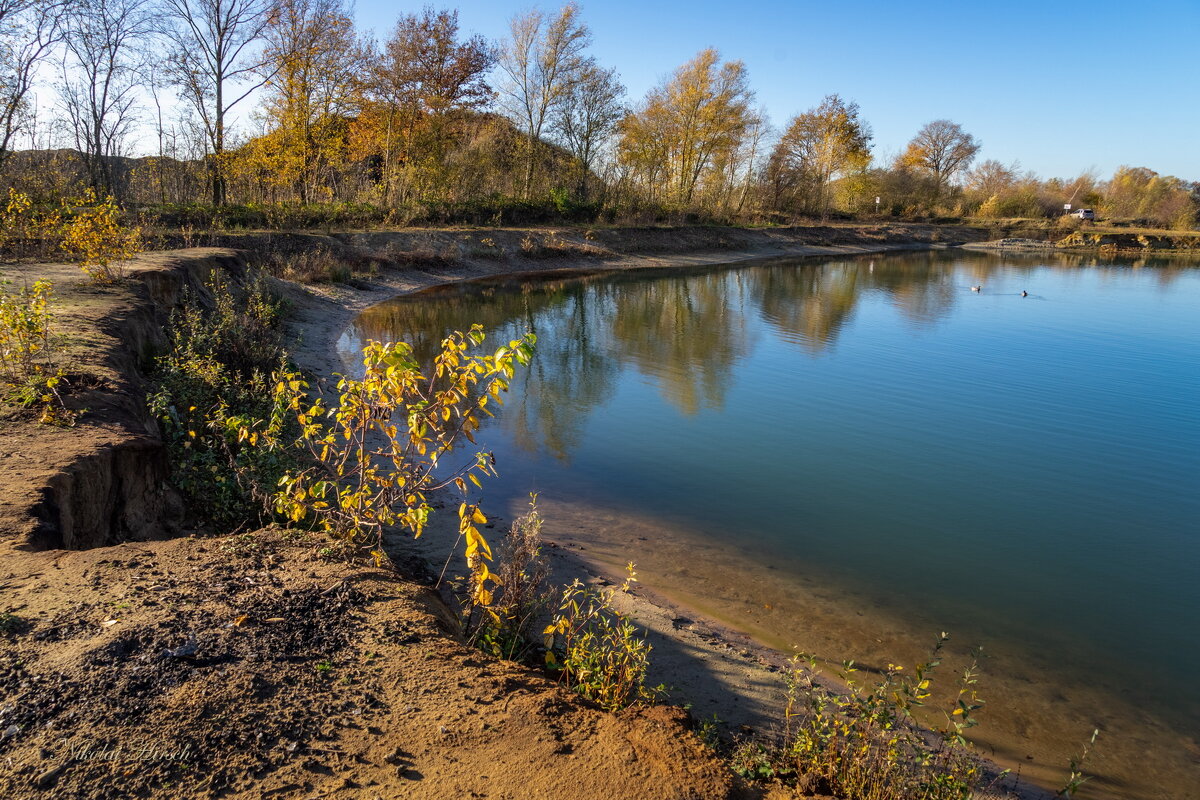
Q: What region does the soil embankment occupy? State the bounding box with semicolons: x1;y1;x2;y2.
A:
0;250;248;552
962;227;1200;256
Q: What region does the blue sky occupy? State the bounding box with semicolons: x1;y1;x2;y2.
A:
354;0;1200;180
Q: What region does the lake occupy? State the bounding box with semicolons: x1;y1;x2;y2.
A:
340;250;1200;799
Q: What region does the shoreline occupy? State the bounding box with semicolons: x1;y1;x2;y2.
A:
290;240;1200;800
284;237;938;381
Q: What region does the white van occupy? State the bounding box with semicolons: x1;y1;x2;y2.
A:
1073;209;1096;220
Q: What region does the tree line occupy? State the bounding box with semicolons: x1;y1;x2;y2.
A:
1;0;1196;228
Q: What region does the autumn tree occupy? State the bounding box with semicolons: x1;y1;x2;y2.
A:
1051;170;1101;212
1103;166;1197;229
551;61;624;198
768;94;872;217
706;105;765;216
618;48;756;209
160;0;273;205
897;119;980;205
59;0;152;196
251;0;366;203
0;0;66;166
367;6;495;203
498;2;590;198
376;7;494;116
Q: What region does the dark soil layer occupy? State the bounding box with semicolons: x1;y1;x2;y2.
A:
0;532;735;799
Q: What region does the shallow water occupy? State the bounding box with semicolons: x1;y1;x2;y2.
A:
341;250;1200;799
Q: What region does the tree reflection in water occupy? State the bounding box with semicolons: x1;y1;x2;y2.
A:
342;250;1194;461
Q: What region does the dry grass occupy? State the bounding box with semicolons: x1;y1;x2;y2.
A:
265;245;356;283
384;235;460;267
519;231;607;260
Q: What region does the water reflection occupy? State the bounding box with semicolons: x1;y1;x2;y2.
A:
343;250;1198;456
609;271;754;413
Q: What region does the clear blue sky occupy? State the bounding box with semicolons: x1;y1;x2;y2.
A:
354;0;1200;181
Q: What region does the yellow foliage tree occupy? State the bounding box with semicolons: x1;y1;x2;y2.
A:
618;49;756;208
768;95;872;217
253;326;536;608
254;0;368;203
60;191;142;282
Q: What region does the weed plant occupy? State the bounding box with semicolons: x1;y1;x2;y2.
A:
732;634;1000;800
1059;728;1099;798
0;279;75;424
543;564;660;712
464;497;552;662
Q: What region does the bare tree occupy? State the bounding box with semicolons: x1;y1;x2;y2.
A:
551;60;624;198
498;2;590;198
159;0;274;205
0;0;68;166
898;119;980;202
965;158;1019;197
733;108;768;215
59;0;152;196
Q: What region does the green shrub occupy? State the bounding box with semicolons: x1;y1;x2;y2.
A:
149;271;299;530
543;565;660;712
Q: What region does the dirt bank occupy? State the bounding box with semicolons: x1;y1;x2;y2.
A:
962;229;1200;257
0;530;740;800
0;250;251;552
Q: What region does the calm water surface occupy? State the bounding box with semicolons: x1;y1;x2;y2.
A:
341;251;1200;797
